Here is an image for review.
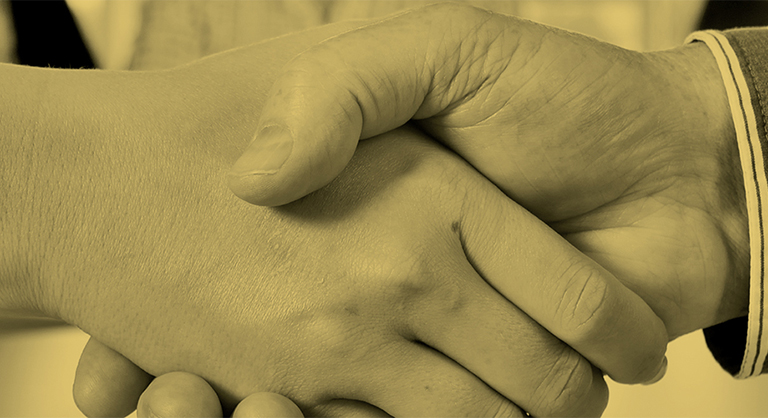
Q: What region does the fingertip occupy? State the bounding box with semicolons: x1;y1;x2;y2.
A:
225;123;302;206
137;372;222;418
73;338;152;418
642;356;668;385
230;126;294;177
603;313;668;385
603;316;667;385
226;137;356;207
226;171;291;207
627;313;669;384
227;94;362;207
232;393;303;418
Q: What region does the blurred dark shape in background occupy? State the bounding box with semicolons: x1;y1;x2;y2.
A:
10;0;94;68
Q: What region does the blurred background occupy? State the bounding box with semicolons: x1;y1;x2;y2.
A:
2;0;768;416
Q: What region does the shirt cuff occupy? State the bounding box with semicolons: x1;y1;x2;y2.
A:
685;30;768;379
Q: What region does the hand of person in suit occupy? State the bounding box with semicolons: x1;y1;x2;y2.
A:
227;2;748;341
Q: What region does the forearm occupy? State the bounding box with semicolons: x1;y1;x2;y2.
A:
0;19;371;320
1;63;73;317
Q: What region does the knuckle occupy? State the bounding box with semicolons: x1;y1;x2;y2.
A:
383;251;469;321
383;253;441;308
555;261;610;342
302;308;374;366
531;348;607;416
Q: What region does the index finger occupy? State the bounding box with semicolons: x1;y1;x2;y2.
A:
461;180;668;384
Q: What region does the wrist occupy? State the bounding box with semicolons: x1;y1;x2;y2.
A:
650;42;749;323
3;18;375;324
0;65;169;322
683;42;750;323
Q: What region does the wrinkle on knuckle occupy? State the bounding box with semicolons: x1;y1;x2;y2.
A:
417;2;500;96
554;261;610;342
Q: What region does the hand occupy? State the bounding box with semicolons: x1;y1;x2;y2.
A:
4;17;663;416
68;126;661;416
227;2;748;340
38;122;664;416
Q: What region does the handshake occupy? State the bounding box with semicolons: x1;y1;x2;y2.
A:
3;3;760;417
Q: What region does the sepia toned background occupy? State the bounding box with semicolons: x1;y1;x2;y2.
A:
1;0;768;416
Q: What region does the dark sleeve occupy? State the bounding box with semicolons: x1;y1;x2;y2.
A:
704;316;748;375
700;27;768;377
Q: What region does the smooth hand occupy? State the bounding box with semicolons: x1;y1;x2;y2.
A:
33;121;664;417
227;3;749;340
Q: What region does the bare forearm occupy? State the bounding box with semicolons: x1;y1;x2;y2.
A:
0;19;371;319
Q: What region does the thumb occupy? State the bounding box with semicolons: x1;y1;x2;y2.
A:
227;3;537;206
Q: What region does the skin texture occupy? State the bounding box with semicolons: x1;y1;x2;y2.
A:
0;10;678;417
28;121;645;417
2;58;667;417
228;3;748;340
74;4;749;417
155;4;747;415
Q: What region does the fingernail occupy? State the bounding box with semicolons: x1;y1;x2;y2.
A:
230;125;293;176
643;356;668;385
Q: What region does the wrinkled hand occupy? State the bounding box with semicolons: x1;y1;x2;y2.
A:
227;2;748;339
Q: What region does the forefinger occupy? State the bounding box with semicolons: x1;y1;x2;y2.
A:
460;177;668;384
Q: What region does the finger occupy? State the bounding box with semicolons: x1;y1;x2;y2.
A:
73;337;153;417
232;393;304;418
136;372;222;418
226;2;533;206
410;246;608;417
459;178;668;384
